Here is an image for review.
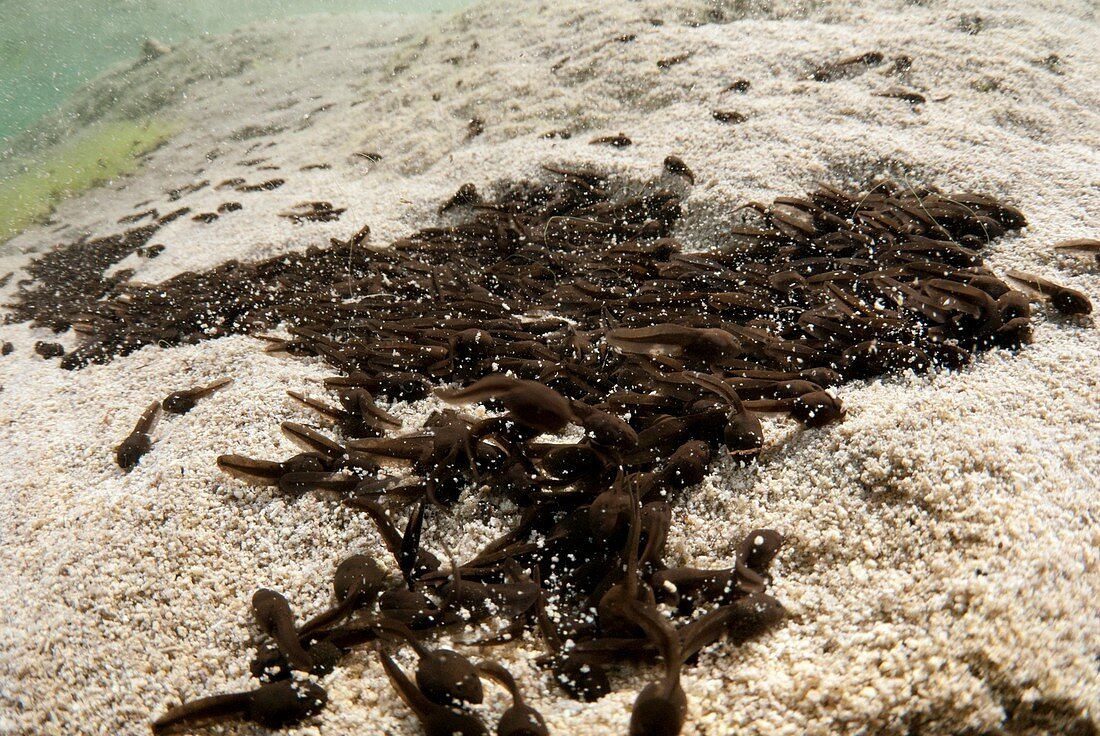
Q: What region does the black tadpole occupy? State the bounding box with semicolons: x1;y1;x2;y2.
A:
378;647;488;736
477;660;549;736
115;400;161;470
161;377;232;414
252;589;315;673
151;679;327;734
375;619;484;706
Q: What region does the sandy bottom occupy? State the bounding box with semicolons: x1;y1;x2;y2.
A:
1;1;1098;734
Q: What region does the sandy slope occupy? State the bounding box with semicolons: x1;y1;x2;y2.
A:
0;1;1097;734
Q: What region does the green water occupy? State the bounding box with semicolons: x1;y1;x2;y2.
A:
0;0;473;143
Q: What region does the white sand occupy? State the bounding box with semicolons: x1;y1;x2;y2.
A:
1;0;1098;734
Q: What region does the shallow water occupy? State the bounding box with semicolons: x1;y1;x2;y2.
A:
0;0;473;144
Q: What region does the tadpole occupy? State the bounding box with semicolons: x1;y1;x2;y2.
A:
298;554;387;638
115;400;161;470
378;647;487;736
376;619;484;706
162;378;232;414
151;679;327;734
252;589;315;673
477;660;549;736
1005;269;1092;315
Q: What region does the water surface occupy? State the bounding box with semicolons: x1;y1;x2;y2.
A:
0;0;474;143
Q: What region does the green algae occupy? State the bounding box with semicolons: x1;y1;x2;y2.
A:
0;118;175;244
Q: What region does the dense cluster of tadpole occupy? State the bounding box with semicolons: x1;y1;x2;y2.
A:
124;162;1061;735
13;158;1071;733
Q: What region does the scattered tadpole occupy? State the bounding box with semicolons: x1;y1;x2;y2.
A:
1005;269;1092;315
34;341;65;359
477;661;549;736
663;155;694;185
118;208;158;224
135;243;165;258
252;588;315;673
723;79;751;93
589;133;633;147
162;378;232;414
810;51;885;81
656;53;692;69
439;183;482;215
873;88;926;104
237;178;285;193
280;201;345;224
1054;238;1100;266
712;110;747;124
437;375;577;435
377;647;488;735
115;400;160;470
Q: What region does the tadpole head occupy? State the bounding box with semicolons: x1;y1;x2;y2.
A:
542;444;603;482
791;391;844;427
725;592;785;645
581;410;638;450
162;392;197;414
306;641;343;677
498;703;550;736
629;681;687;736
551;657;610;702
378;588;441;629
738;529;783;574
251;589;284;630
115;434;152;470
251;641;341;681
251;644;290;682
334;554;386;603
1052;289;1092;316
723;412;762;459
282;452;330;474
588;490;632;542
662;440;710;490
417;649;484;706
247;679;328;729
